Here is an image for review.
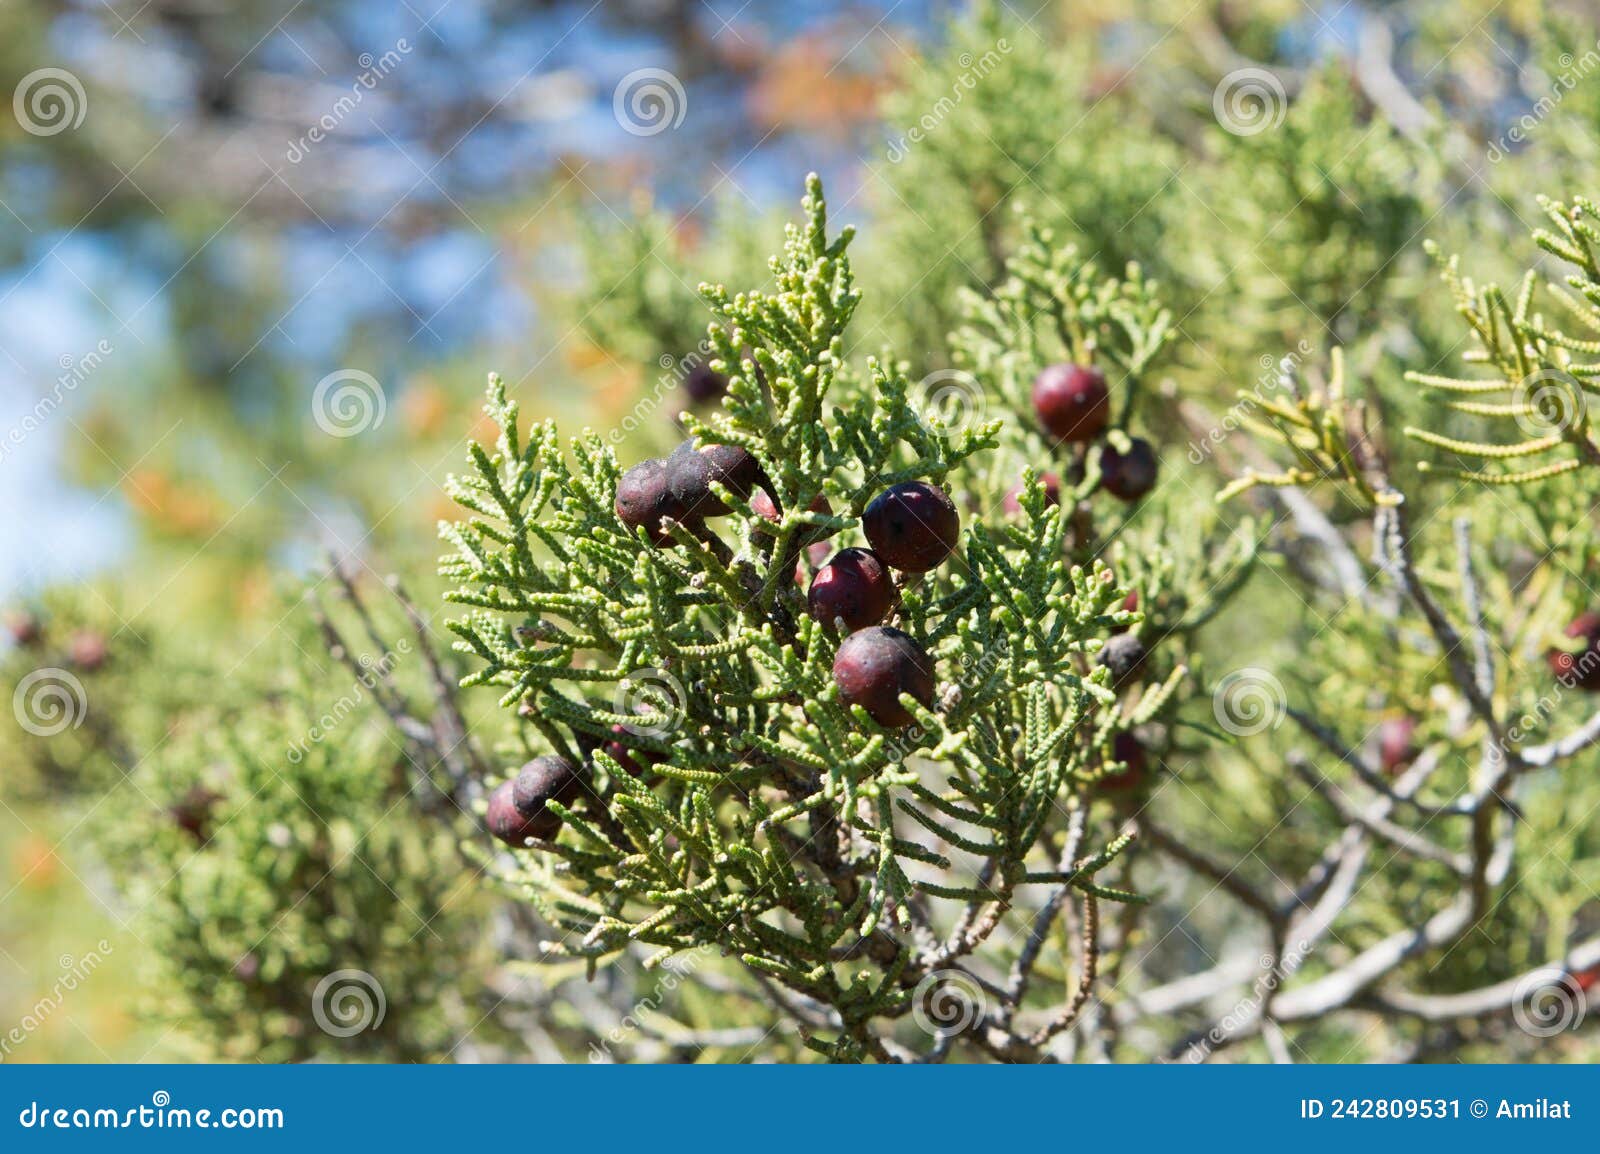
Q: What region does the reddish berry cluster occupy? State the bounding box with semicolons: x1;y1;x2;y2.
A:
1017;362;1159;508
805;482;960;630
616;440;764;544
497;474;962;843
818;479;961;728
1016;366;1159;703
486;754;588;847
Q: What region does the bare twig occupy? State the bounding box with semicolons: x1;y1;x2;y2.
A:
1003;807;1088;1021
1284;707;1466;817
1383;494;1502;740
1287;754;1470;875
1368;936;1600;1020
1027;894;1099;1046
1139;816;1287;922
1521;708;1600;766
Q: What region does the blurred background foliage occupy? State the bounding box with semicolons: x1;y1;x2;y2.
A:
3;0;1600;1061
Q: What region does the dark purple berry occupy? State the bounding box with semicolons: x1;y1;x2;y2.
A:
511;754;586;828
1002;472;1060;515
1031;364;1109;444
667;440;760;519
486;780;553;846
1111;591;1138;635
1099;437;1159;501
752;490;832;531
1098;632;1147;688
683;361;727;405
809;548;894;631
616;458;694;545
1100;733;1147;793
832;626;934;728
863;481;960;573
602;724;667;779
704;443;760;493
750;489;780;526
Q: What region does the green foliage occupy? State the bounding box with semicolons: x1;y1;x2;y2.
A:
4;595;496;1062
1215;347;1394;508
1187;67;1439;353
572;194;774;381
869;0;1182;357
442;177;1156;1059
10;0;1600;1066
1405;196;1600;490
104;661;488;1062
